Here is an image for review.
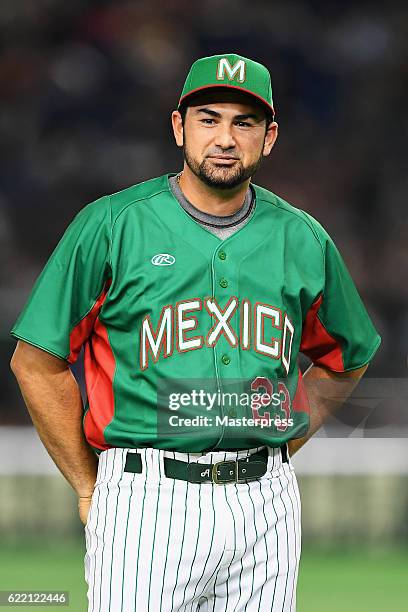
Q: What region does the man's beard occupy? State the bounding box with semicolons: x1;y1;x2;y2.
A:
183;142;264;190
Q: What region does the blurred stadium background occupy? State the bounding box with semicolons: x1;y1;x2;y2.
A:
0;0;407;610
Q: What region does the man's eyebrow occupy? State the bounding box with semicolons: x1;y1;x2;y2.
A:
195;108;221;118
194;108;262;121
234;113;260;121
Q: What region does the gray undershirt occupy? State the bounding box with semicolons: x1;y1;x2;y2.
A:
169;174;255;240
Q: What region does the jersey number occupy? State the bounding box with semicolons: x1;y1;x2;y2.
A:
250;376;291;431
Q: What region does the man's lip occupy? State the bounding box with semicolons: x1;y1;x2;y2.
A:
207;155;239;160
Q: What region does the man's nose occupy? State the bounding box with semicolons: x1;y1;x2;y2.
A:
214;124;236;149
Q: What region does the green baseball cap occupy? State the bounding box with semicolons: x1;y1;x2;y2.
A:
178;53;274;118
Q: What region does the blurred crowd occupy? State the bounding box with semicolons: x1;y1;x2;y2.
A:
1;0;407;422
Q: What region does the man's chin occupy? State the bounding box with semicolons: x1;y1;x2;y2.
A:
199;173;245;190
199;163;245;190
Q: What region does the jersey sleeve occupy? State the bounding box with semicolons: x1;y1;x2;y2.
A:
300;216;381;372
10;195;112;363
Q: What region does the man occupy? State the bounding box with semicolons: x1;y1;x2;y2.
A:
10;53;380;611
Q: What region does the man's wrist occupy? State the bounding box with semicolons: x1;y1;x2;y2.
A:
287;438;305;457
78;492;94;499
76;481;96;498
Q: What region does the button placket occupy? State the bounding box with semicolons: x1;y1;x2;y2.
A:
218;249;228;288
210;246;238;448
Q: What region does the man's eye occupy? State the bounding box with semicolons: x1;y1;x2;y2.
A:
201;118;215;124
236;121;251;127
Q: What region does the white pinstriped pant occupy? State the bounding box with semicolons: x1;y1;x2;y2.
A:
84;446;301;612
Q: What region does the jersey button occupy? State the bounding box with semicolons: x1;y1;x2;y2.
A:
228;409;236;417
221;354;231;365
219;278;228;288
218;250;226;260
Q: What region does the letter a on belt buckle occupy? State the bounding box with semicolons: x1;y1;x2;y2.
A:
212;460;237;484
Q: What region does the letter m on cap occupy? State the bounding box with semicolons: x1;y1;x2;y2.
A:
216;58;246;83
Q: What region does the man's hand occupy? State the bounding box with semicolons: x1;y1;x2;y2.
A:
78;494;94;526
288;362;369;457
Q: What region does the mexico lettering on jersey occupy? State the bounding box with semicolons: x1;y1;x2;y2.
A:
140;297;294;374
10;174;381;452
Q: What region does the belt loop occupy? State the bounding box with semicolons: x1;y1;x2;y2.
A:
157;448;167;480
281;443;288;464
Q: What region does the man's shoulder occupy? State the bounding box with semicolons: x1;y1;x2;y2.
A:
252;182;326;248
72;175;171;228
252;182;313;224
107;174;172;220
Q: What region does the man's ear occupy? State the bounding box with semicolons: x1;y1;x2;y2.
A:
172;110;184;147
263;121;278;157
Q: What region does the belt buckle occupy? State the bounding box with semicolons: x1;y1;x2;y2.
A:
212;460;237;485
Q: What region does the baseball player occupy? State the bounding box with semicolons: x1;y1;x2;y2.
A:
10;53;380;611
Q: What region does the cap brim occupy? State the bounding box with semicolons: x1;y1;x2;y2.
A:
178;84;275;117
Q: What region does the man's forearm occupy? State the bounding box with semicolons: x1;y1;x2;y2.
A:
287;362;369;457
10;342;97;497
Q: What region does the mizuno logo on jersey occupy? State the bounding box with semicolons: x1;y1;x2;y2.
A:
151;253;176;266
139;296;294;374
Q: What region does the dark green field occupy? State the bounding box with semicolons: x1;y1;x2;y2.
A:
0;541;407;611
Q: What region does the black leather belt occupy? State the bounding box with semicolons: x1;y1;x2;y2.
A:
124;444;288;485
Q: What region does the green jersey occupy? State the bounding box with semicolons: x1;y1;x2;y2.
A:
11;174;381;452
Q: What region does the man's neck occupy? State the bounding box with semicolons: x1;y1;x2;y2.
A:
178;165;250;216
